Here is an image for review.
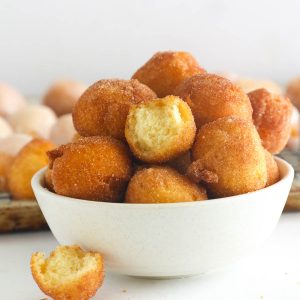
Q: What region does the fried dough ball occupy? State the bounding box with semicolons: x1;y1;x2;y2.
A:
8;104;57;138
48;136;132;202
0;116;12;138
31;245;104;300
43;80;87;116
264;149;280;187
132;51;206;97
188;117;267;198
7;138;55;199
0;133;33;192
236;78;283;94
50;114;76;146
44;167;54;191
0;82;26;117
248;88;293;154
174;73;253;128
125;166;207;204
73;79;156;140
125;95;196;163
286;106;300;150
286;77;300;110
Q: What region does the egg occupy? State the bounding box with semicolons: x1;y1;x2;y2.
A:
0;82;26;117
43;80;87;116
0;117;13;138
50;114;76;145
0;133;33;156
7;104;57;138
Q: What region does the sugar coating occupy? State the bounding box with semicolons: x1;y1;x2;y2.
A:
248;88;292;154
174;73;253;128
49;136;132;202
264;149;280;187
73;79;156;140
191;116;267;198
125;166;207;203
132;51;206;97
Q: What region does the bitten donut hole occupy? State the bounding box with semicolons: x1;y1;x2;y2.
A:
131;97;184;151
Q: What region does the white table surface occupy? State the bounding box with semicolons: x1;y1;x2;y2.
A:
1;213;300;300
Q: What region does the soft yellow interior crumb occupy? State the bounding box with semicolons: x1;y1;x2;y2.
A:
35;246;98;286
132;100;184;151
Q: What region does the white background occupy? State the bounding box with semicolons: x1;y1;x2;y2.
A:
1;0;300;95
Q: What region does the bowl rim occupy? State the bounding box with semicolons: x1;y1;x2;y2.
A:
32;157;294;208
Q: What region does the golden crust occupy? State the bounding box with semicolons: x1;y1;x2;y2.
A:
72;79;156;140
174;73;253;128
44;167;54;192
190;117;267;198
31;245;104;300
132;51;206;97
7;139;55;199
248;88;293;154
43;80;87;116
286;77;300;110
0;152;13;192
125;96;196;163
125;166;207;203
264;149;280;187
49;136;132;202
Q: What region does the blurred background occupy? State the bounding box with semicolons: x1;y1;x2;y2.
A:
1;0;300;95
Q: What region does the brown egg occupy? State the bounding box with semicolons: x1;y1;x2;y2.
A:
0;116;13;138
0;82;26;117
43;80;88;116
50;114;76;146
286;77;300;110
286;106;300;150
236;78;283;94
8;105;57;139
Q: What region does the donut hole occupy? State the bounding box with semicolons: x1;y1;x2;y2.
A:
32;246;101;286
130;97;187;151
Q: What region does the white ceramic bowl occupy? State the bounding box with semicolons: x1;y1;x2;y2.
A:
32;157;293;278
